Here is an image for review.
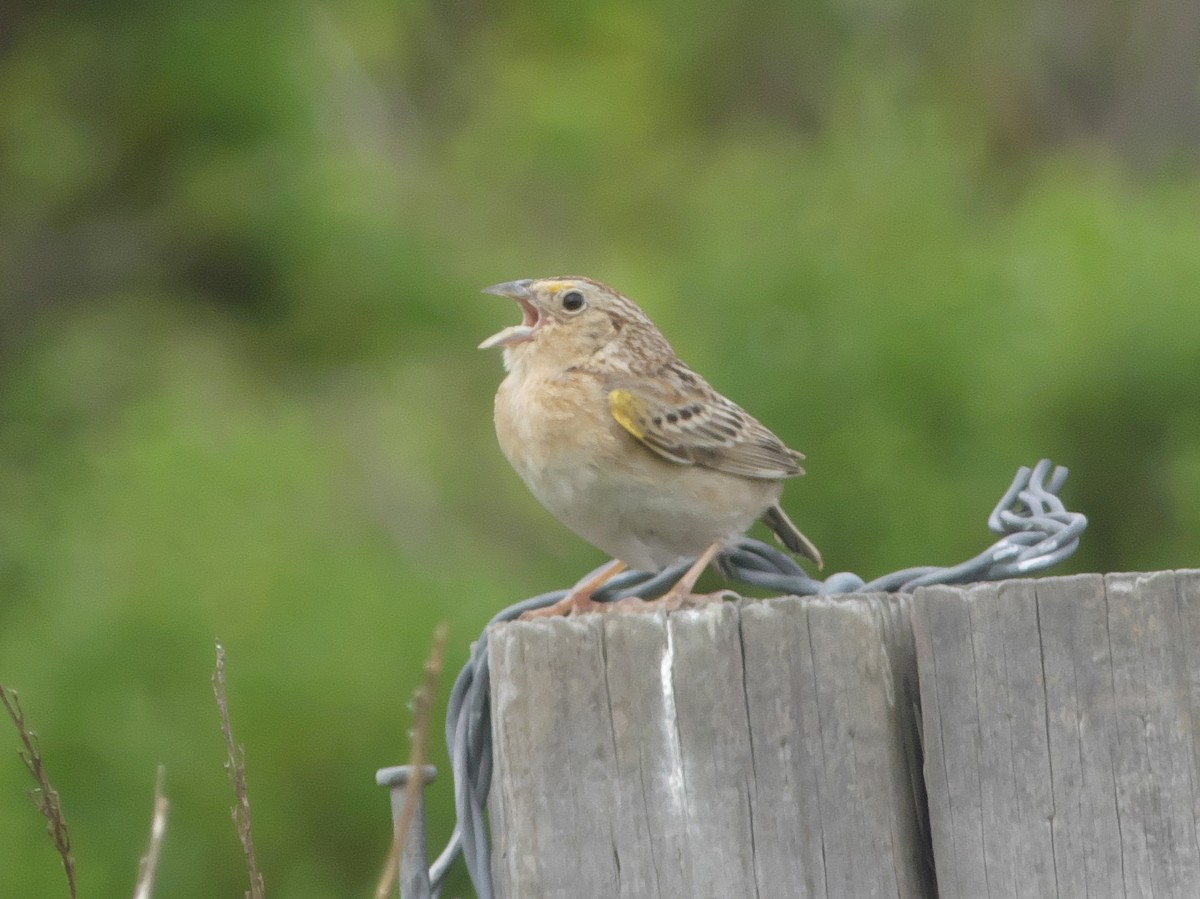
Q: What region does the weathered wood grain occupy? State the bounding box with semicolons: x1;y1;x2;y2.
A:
914;570;1200;899
488;595;932;899
739;595;933;899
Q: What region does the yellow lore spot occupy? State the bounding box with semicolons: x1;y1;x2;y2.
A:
608;389;646;440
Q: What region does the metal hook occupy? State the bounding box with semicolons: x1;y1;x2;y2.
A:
376;764;438;899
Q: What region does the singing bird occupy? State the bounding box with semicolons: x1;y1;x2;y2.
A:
479;277;821;616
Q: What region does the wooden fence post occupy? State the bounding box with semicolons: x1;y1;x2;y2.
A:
487;570;1200;898
913;570;1200;899
487;595;933;898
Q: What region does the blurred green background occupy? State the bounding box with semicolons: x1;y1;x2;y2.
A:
2;0;1199;895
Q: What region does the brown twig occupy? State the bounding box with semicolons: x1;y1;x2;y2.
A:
213;642;266;899
1;685;77;899
373;622;449;899
131;766;170;899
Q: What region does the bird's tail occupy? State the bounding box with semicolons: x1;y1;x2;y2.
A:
761;503;823;570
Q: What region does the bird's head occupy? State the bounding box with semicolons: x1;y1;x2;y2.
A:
479;277;664;372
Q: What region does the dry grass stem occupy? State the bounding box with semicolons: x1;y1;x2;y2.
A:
373;622;449;899
213;642;266;899
131;766;170;899
1;685;77;899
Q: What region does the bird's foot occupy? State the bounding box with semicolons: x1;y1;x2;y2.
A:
519;590;606;619
608;589;738;614
518;558;629;620
520;588;737;619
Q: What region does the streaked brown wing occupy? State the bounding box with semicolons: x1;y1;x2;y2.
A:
607;369;803;480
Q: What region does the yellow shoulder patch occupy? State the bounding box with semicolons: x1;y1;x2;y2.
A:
608;389;646;440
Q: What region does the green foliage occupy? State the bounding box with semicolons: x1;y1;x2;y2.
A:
2;1;1199;896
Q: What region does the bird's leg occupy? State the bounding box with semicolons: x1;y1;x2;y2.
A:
663;541;723;602
610;542;735;613
520;559;629;619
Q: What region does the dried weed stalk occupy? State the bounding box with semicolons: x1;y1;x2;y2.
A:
1;685;77;899
213;643;266;899
373;622;449;899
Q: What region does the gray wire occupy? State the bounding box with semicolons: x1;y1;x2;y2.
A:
431;459;1086;898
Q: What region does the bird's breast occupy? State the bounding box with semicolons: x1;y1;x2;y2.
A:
494;370;616;483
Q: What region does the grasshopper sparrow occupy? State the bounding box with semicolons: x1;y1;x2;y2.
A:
479;276;821;616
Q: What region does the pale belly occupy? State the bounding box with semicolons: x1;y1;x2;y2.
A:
494;372;781;571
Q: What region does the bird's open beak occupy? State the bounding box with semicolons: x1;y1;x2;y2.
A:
479;279;541;349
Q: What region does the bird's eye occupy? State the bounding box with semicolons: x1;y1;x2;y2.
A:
561;290;585;312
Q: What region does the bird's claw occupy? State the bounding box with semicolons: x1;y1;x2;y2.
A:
518;587;738;620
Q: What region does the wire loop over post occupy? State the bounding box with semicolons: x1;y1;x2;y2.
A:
388;460;1085;899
